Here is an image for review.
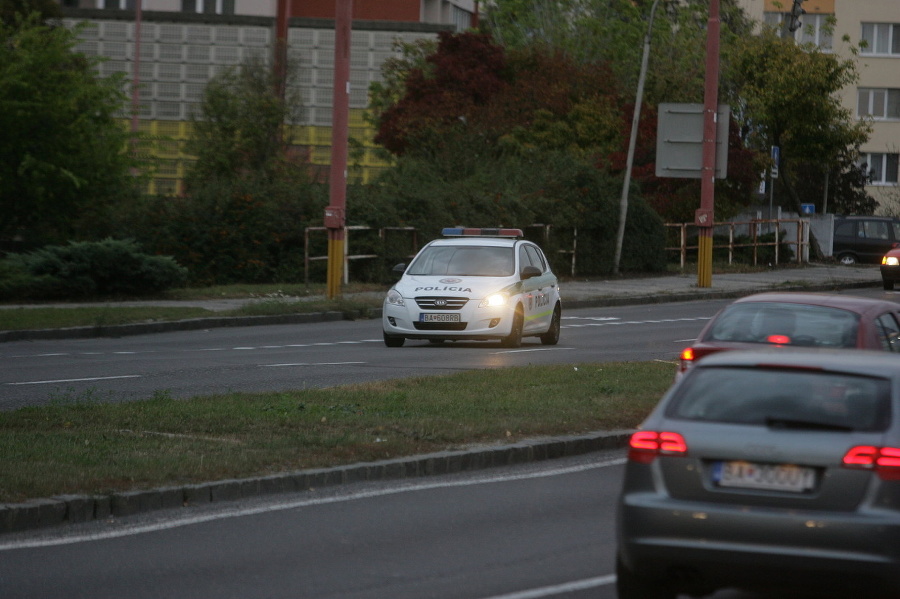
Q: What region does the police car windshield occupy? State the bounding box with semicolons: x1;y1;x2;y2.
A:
407;246;515;277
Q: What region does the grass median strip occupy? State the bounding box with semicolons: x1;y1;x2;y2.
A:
0;361;674;503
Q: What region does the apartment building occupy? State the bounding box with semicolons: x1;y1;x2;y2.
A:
739;0;900;211
55;1;476;194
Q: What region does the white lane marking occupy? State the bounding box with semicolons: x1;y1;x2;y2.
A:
564;317;709;328
0;457;626;550
476;575;616;599
562;316;619;321
491;348;576;354
264;361;366;368
6;375;141;386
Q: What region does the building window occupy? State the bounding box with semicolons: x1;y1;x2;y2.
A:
861;153;900;185
450;7;472;32
858;89;900;120
861;23;900;55
763;11;833;50
181;0;235;15
100;0;135;8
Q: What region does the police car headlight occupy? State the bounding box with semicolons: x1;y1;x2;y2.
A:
385;289;405;306
479;293;508;308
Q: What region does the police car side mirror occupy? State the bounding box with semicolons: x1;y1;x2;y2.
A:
521;265;541;280
392;263;407;276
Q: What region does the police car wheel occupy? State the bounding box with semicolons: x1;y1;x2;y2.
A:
501;308;524;348
540;305;561;346
383;332;405;347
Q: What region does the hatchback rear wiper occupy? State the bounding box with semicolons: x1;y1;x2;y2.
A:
765;417;854;432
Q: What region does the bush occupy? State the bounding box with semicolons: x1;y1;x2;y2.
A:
0;239;187;300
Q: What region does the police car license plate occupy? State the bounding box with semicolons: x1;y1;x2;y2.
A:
420;313;460;323
713;461;815;493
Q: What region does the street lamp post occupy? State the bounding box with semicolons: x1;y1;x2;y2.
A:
613;0;662;275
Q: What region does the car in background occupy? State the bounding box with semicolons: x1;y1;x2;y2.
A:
882;248;900;290
833;215;900;265
617;349;900;599
679;292;900;377
382;228;561;348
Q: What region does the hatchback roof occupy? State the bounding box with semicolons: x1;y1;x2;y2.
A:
695;347;900;379
731;292;899;314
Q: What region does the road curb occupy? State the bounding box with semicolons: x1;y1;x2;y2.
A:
0;430;632;534
0;280;877;343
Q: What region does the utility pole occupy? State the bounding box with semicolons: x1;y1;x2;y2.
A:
613;0;661;275
325;0;352;299
696;0;721;288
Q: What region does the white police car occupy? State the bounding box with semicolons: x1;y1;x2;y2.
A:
382;228;561;347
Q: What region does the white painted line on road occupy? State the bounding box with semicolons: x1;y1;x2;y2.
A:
6;375;142;386
491;348;575;354
0;456;626;550
476;575;616;599
565;317;709;328
263;361;366;367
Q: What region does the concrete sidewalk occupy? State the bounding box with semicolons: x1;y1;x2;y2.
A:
0;263;882;343
0;263;883;534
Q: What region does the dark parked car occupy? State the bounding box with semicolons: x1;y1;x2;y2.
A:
679;292;900;376
617;349;900;599
833;215;900;265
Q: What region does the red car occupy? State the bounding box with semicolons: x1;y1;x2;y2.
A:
679;292;900;376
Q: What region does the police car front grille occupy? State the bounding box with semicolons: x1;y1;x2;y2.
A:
415;297;469;310
413;322;468;331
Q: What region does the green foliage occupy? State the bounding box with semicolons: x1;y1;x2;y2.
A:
0;239;187;299
0;15;137;246
0;0;60;25
185;55;303;185
367;145;665;276
728;30;872;213
116;177;329;286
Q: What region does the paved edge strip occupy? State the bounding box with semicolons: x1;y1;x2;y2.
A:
0;430;633;535
0;281;877;343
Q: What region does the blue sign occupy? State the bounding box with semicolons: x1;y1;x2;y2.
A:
800;203;815;215
771;146;780;179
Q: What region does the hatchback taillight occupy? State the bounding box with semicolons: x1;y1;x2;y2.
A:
679;348;695;372
628;431;688;463
842;446;900;480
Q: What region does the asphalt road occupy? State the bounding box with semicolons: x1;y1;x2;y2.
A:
0;300;721;410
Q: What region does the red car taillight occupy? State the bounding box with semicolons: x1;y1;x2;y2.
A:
628;431;688;464
679;348;695;373
842;446;900;480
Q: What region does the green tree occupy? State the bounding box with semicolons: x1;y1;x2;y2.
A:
728;30;872;213
0;0;60;27
185;56;304;185
0;14;136;246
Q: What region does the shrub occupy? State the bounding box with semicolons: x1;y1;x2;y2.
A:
0;239;187;300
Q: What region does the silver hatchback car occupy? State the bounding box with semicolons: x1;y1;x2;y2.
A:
617;349;900;599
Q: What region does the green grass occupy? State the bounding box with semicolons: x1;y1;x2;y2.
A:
0;361;675;503
0;283;388;331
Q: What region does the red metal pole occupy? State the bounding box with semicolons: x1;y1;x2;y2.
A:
326;0;352;299
697;0;720;288
274;0;289;99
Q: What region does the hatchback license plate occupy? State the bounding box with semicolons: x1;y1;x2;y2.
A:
420;313;460;323
713;461;815;493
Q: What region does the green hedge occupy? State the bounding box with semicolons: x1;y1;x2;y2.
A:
0;239;187;300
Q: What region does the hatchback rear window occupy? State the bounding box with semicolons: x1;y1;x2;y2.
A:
705;302;859;348
668;366;892;432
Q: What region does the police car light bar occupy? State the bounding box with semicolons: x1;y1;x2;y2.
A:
442;228;524;238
